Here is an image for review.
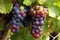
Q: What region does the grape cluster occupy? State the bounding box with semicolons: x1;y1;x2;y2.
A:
22;7;31;27
9;3;48;39
30;5;48;39
9;3;27;32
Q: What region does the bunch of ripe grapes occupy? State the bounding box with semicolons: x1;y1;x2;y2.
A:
30;5;48;39
9;3;48;39
9;3;29;32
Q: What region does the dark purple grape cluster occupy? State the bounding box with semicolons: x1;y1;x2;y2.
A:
9;3;28;32
22;7;31;27
30;5;48;39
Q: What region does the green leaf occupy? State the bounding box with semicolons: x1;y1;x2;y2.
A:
48;6;59;18
0;0;13;14
45;0;55;7
56;20;60;32
49;18;60;32
23;0;35;6
58;33;60;40
49;18;58;32
54;2;60;8
38;0;45;4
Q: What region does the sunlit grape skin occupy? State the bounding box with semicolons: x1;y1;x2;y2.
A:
30;5;48;39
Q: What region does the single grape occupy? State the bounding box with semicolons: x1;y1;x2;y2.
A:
35;34;40;39
39;6;43;12
35;5;40;10
20;10;26;17
39;20;44;26
35;21;40;26
44;8;48;15
36;10;40;14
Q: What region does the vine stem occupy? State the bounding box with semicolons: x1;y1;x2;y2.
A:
36;0;38;5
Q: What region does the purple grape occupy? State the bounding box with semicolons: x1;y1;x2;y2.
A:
39;20;44;26
9;3;31;33
30;5;48;39
35;20;40;25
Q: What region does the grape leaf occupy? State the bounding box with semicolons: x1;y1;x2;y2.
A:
45;0;55;7
0;0;13;14
48;6;59;18
54;2;60;8
49;18;60;32
57;16;60;20
49;18;58;32
56;20;60;32
58;33;60;40
23;0;35;6
38;0;45;4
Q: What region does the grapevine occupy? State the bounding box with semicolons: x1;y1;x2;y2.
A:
0;0;60;40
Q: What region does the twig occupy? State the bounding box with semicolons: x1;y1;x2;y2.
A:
36;0;38;5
